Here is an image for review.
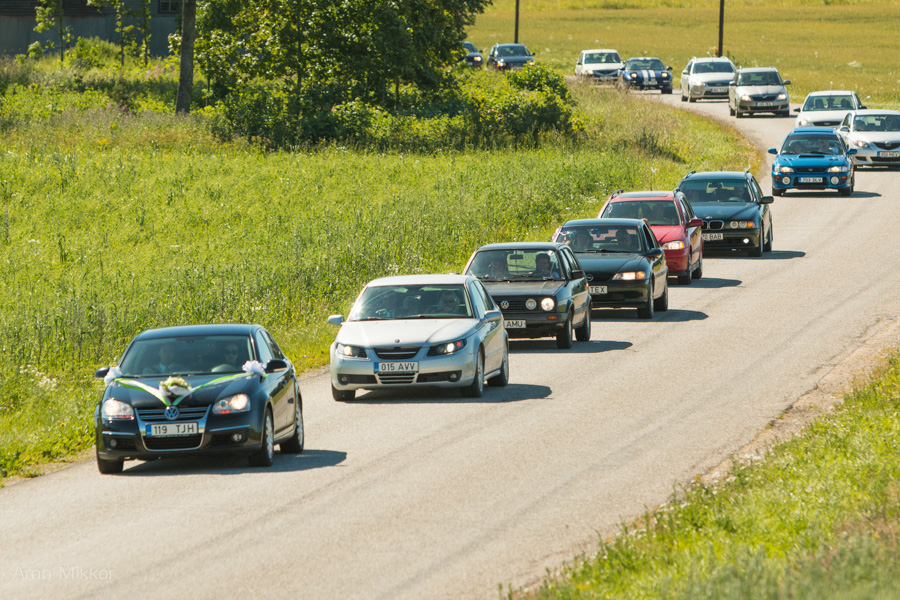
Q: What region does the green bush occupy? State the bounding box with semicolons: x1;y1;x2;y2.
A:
27;42;43;59
508;64;573;104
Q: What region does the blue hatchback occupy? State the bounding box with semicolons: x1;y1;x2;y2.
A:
768;127;857;197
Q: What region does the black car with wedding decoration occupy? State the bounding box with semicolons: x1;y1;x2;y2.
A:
93;324;303;474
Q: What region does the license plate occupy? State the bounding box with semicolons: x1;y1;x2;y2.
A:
702;233;724;241
146;422;198;437
504;320;526;329
375;361;418;373
878;151;900;158
711;87;727;93
756;101;777;107
589;286;608;295
799;177;823;183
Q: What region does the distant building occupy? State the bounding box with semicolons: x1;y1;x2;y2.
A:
0;0;177;58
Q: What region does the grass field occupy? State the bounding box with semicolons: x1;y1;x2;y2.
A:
471;0;900;108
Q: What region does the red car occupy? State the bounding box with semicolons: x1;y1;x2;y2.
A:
598;190;703;284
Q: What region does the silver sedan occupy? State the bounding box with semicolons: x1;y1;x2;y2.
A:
328;274;509;401
837;109;900;168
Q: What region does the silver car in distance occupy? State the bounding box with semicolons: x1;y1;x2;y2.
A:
328;274;509;401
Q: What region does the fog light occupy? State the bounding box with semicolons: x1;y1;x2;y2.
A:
830;176;839;184
449;372;460;381
743;238;750;244
107;438;117;449
781;176;790;185
231;433;244;443
339;375;349;384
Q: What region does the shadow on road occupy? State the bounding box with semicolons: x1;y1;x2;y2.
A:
350;383;552;404
119;448;347;476
660;309;709;322
512;339;632;353
779;190;881;199
686;277;742;288
703;250;805;260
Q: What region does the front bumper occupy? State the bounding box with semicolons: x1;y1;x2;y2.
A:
585;280;650;309
622;79;672;91
735;99;788;114
700;228;762;251
331;345;477;391
588;70;620;83
689;83;730;99
498;310;567;339
850;147;900;167
772;171;852;191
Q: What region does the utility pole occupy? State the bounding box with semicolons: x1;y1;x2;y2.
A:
717;0;725;57
515;0;520;43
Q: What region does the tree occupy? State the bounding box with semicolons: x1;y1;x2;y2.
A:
176;0;197;114
34;0;73;63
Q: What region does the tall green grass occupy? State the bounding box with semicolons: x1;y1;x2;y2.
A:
525;354;900;598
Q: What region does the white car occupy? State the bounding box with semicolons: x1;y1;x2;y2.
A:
794;90;866;128
837;109;900;168
679;56;735;102
575;48;623;83
328;274;509;401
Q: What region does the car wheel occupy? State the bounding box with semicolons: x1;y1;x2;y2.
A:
248;409;275;467
462;349;485;398
575;303;592;342
680;90;687;102
729;104;735;116
692;255;703;280
331;383;355;402
764;227;773;253
279;396;304;454
96;448;124;474
556;313;574;349
487;343;509;387
772;187;784;196
637;284;654;319
689;96;697;103
662;88;673;95
780;109;790;117
677;268;691;286
750;229;764;257
735;110;744;118
654;281;669;312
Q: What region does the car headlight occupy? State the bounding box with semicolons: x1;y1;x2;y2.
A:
525;298;537;310
527;60;535;66
777;92;787;100
497;59;505;65
661;241;685;250
853;140;870;148
740;94;752;102
612;271;647;281
102;399;134;421
428;339;467;356
473;56;482;62
828;165;850;173
661;72;670;78
541;297;556;312
629;73;638;79
336;343;367;358
728;221;756;229
213;394;250;414
775;165;794;173
798;119;810;126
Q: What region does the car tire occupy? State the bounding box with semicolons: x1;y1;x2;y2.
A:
575;304;592;342
680;90;687;102
662;88;673;95
780;110;790;117
772;187;784;196
654;281;669;312
750;229;764;257
279;396;304;454
487;343;509;387
462;349;485;398
637;285;655;319
689;96;697;103
96;448;124;474
332;384;355;402
692;255;703;280
764;227;773;253
736;110;744;118
677;268;692;285
556;313;574;349
729;104;735;116
248;409;275;467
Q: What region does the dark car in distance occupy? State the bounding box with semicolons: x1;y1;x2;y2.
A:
460;41;483;68
463;242;590;349
552;218;669;319
618;57;673;94
678;170;774;257
486;43;536;71
93;324;303;474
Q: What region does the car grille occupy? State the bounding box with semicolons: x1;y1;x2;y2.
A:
586;272;611;283
702;220;724;231
143;434;203;451
875;156;900;162
495;298;531;311
794;167;825;173
874;141;900;150
810;120;841;127
373;346;419;360
750;94;780;101
137;406;209;422
592;69;617;78
377;373;417;384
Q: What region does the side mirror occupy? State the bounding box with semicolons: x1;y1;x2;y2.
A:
783;80;792;85
570;269;585;280
728;81;736;86
327;314;344;326
531;51;537;55
760;195;775;205
666;66;672;71
646;248;664;259
688;218;703;228
484;309;503;323
265;359;288;373
95;367;110;379
839;126;850;132
768;148;778;155
859;105;867;110
793;107;801;112
847;148;858;156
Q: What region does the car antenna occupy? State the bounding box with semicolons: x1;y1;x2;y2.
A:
609;189;624;200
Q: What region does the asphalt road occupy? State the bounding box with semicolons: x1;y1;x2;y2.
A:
3;93;899;600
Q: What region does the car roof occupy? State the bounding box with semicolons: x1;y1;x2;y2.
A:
804;90;854;97
496;43;528;48
474;242;565;252
135;324;259;340
692;56;733;62
562;218;646;227
365;274;476;287
681;170;749;181
582;48;620;54
627;56;661;61
736;66;780;73
849;109;900;116
790;126;840;134
611;191;676;200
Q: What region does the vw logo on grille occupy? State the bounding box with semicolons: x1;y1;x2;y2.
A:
165;406;180;421
500;301;509;309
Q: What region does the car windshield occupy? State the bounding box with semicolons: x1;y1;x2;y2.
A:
602;201;681;226
680;180;753;203
555;225;644;254
627;59;665;71
802;94;854;111
350;284;473;321
585;52;620;64
737;71;782;86
853;114;900;132
499;45;530;57
780;134;843;155
463;41;477;53
693;61;735;74
466;249;563;281
119;335;254;378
